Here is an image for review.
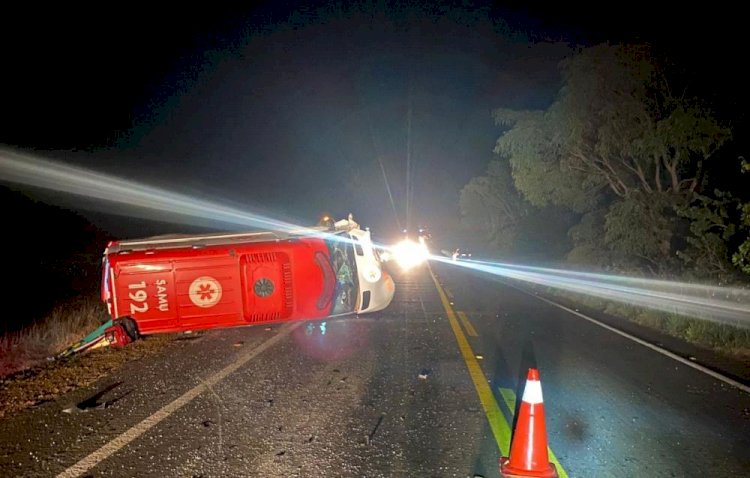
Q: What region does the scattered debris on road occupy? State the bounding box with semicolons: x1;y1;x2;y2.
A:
418;369;431;379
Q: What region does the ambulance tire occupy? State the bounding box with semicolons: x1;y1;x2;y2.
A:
117;317;140;342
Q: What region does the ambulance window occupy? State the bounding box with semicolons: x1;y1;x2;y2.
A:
351;236;364;256
325;237;358;315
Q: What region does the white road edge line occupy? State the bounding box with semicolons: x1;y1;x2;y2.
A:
505;282;750;395
56;322;301;478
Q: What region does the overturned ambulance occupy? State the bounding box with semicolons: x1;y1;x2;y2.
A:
99;216;395;346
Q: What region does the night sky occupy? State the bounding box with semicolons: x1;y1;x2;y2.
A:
1;2;745;240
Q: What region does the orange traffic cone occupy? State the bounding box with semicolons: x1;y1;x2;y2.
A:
500;368;558;478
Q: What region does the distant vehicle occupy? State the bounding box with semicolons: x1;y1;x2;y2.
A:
100;216;395;346
452;248;472;261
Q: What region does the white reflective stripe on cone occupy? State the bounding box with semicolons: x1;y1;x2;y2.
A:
522;380;544;404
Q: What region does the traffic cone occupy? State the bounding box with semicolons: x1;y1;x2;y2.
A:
500;368;558;478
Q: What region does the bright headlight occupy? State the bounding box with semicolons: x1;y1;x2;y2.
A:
392;239;429;270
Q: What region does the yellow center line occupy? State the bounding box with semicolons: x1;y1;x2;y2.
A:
428;265;512;453
457;310;479;337
498;388;569;478
498;387;517;412
428;265;568;477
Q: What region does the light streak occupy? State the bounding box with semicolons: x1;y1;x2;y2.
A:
431;255;750;327
0;149;406;260
0;149;354;246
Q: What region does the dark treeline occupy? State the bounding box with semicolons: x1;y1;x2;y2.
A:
0;186;112;333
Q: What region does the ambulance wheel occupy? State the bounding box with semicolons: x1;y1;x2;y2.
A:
117;317;140;341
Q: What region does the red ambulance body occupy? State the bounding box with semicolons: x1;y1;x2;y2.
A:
100;220;394;345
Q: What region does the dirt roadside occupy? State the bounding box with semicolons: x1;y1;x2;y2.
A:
0;334;177;420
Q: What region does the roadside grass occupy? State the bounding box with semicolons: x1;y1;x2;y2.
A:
0;332;174;420
550;290;750;358
0;295;176;420
0;295;106;378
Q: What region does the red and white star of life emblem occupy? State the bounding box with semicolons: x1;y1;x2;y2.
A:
189;276;223;308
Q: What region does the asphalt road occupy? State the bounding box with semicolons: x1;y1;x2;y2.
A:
0;263;748;477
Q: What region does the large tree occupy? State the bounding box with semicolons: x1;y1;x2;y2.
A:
491;43;732;273
496;43;730;205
